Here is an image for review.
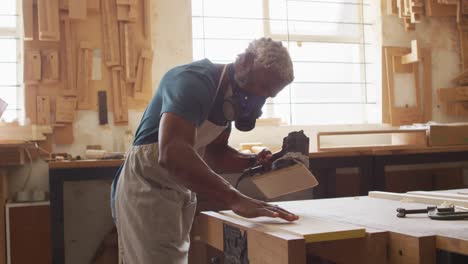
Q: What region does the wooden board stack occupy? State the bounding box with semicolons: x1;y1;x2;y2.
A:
22;0;153;145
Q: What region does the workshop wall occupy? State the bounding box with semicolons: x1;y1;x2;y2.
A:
8;0;467;197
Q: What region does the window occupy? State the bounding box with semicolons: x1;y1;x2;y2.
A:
191;0;381;125
0;0;21;122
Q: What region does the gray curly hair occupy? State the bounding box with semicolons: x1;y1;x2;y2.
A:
235;38;294;87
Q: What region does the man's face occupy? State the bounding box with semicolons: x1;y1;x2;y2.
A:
240;64;287;98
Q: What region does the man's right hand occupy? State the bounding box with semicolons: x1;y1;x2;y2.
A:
229;192;299;222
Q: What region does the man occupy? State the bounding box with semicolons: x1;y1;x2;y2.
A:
112;38;298;263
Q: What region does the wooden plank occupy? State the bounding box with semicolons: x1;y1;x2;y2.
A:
54;124;74;145
369;191;468;207
37;0;60;41
111;67;128;124
251;164;318;199
77;42;93;109
48;159;123;169
101;0;121;67
134;49;153;98
422;48;433;122
60;15;77;96
438;86;468;102
408;191;468;200
69;0;87;20
23;0;34;41
143;0;151;39
55;96;77;123
42;49;60;82
121;23;136;82
36;96;51;126
382;48;391;124
24;50;41;84
401;40;420;64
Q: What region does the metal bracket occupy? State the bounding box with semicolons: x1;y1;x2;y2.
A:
223;224;249;264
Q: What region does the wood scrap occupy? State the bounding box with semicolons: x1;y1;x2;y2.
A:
54;124;74;144
37;0;60;41
134;49;153;99
24;50;41;84
369;191;468;208
24;86;38;124
425;0;457;16
36;96;51;126
42;50;60;82
60;15;77;96
55;97;77;123
143;0;151;39
452;69;468;86
111;67;128;124
422;48;433;122
383;47;424;126
401;40;420;64
119;23;136;82
101;0;121;67
69;0;87;20
23;0;34;41
77;41;93;109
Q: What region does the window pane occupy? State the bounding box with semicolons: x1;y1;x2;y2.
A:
291;103;370;125
0;15;16;28
290;83;367;103
287;1;362;23
288;41;366;63
198;39;250;61
262;103;291;124
192;0;203;16
202;17;265;39
203;0;263;19
0;85;18;109
0;0;16;15
293;62;365;83
0;39;17;62
0;63;17;85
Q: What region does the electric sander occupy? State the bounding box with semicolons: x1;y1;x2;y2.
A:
236;130;318;199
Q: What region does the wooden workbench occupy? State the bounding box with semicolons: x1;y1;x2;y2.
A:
191;189;468;264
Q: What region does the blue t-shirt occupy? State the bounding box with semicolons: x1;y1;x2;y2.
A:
133;59;228;146
111;59;228;220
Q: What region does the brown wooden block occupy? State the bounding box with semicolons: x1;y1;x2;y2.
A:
42;49;60;82
111;67;128;124
24;50;41;84
37;0;60;41
23;0;34;41
54;124;74;144
101;0;120;66
69;0;87;20
36;96;51;126
60;16;78;96
55;96;77;123
77;42;93;109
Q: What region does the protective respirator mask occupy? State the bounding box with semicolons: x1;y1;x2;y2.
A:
223;65;267;132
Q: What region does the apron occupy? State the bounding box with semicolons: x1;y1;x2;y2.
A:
114;66;228;264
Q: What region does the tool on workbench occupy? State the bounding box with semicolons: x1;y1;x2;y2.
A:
397;206;468;220
235;130;318;199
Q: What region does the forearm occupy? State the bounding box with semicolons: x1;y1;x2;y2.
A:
205;144;256;174
159;140;239;206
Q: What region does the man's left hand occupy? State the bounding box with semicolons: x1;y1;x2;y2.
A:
256;148;273;171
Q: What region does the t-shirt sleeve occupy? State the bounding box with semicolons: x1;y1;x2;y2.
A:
160;71;214;127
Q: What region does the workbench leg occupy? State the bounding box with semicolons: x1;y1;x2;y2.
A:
388;233;436;264
0;168;7;264
248;228;306;264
